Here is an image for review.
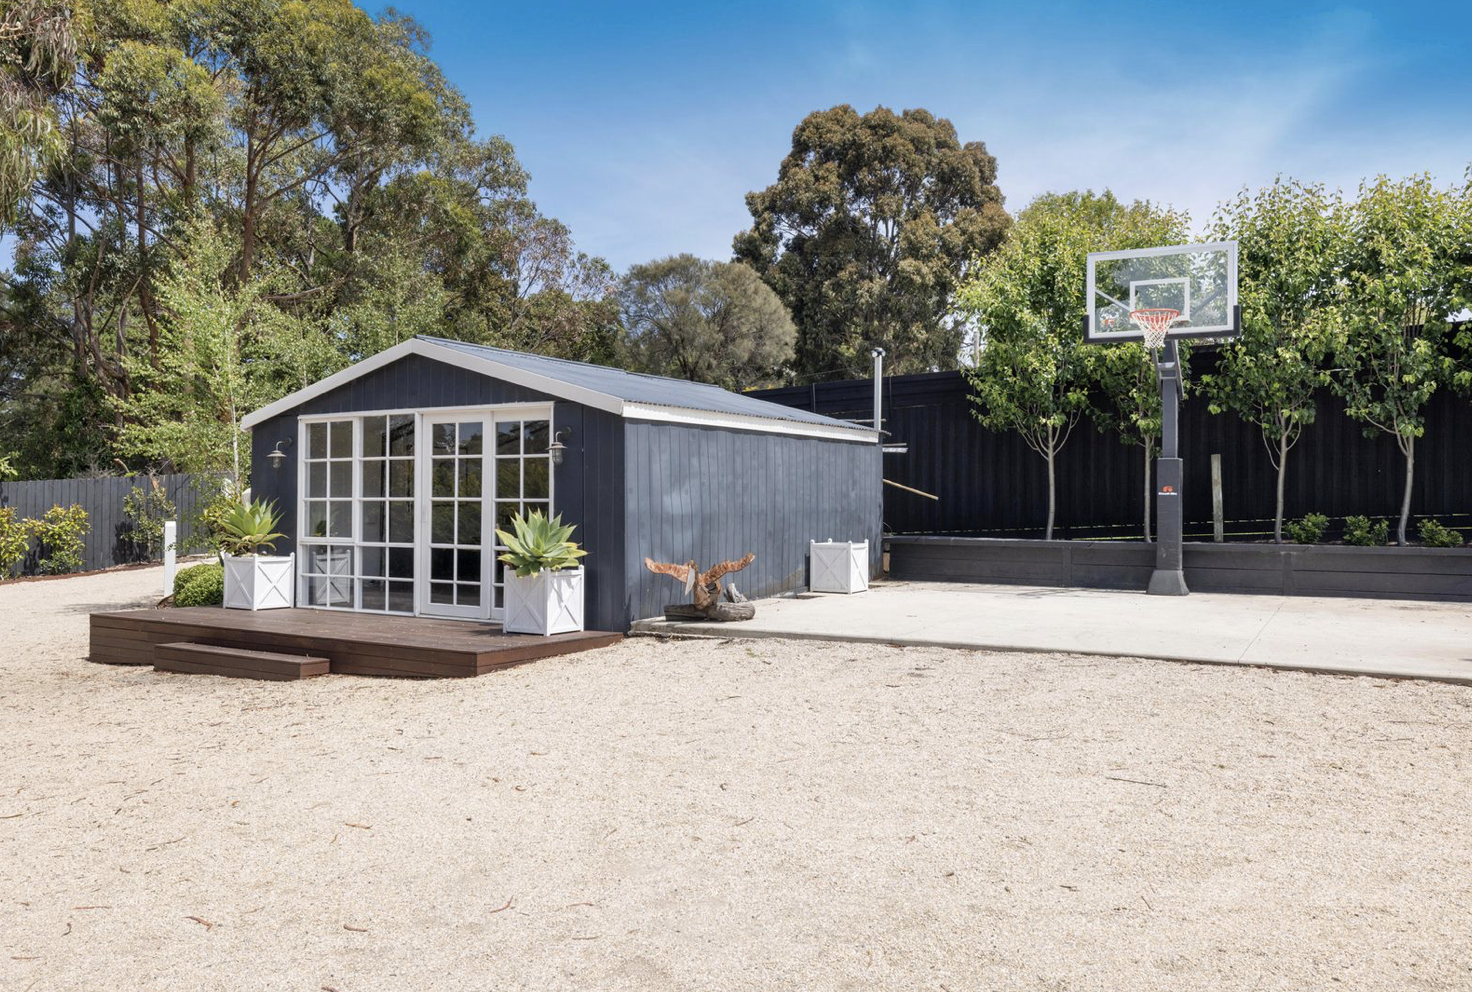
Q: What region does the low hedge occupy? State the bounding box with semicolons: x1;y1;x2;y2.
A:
173;562;224;607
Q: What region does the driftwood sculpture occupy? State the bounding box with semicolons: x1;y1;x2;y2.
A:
645;553;757;622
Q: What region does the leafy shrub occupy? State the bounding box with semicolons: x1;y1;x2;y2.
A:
173;562;224;606
123;481;177;559
1343;515;1389;547
28;504;90;574
182;474;234;555
1285;513;1328;545
0;507;30;576
1417;519;1465;548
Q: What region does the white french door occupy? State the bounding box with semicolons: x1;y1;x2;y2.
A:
419;414;492;619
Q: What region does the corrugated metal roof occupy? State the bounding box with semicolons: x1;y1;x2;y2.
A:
419;336;866;432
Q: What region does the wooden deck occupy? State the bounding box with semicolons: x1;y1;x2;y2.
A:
90;607;623;678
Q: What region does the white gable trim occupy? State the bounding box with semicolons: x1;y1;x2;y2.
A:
240;338;876;443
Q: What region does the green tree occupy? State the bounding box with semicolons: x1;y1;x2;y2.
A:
1326;173;1472;545
735;105;1009;379
961;191;1186;540
0;0;81;228
1202;179;1342;543
618;255;795;388
115;220;277;478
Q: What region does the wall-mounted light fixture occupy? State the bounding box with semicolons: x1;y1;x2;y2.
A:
549;428;572;466
266;437;293;470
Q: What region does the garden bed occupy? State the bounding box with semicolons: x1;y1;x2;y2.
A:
887;536;1472;602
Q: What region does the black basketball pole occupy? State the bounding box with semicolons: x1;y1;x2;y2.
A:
1147;338;1189;596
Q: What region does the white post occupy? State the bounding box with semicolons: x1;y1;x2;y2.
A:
871;348;885;436
163;519;177;597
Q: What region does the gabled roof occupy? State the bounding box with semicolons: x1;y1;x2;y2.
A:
240;336;876;443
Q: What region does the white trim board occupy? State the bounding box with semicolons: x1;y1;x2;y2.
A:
241;338;877;443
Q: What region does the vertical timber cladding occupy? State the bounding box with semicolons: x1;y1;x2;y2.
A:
621;420;882;622
247;353;629;632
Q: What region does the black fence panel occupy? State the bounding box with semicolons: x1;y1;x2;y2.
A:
0;473;204;573
753;362;1472;541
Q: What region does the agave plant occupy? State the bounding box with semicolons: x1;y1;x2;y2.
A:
495;509;587;577
216;498;286;557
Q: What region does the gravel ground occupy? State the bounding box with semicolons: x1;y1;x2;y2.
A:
2;566;1471;992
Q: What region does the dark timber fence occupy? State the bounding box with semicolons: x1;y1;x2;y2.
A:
0;473;204;574
752;358;1472;541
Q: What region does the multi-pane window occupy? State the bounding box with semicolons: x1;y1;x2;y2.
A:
359;414;416;612
491;418;551;609
299;415;415;613
428;421;485;610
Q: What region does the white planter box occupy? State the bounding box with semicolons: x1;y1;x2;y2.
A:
810;540;869;594
502;566;585;635
223;553;295;611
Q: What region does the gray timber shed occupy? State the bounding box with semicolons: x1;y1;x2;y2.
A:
242;336;881;632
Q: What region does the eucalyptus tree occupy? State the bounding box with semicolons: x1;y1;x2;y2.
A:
735;104;1009;378
618;255;795;389
1202;179;1343;543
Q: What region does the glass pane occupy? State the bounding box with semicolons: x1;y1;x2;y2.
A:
431;547;454;581
389;415;415;456
389;501;413;544
361;459;385;498
522;500;549;521
495;501;518;536
459;422;484;455
308;462;327;499
303;544;329;574
307;422;328;459
327;545;354;575
459;502;481;545
432;423;455;455
388;581;414;614
457;583;480;606
457;548;481;582
389;459;413;498
308;501;327;538
360;545;385;577
432;459;455;498
329;461;352;498
431;582;454;605
328;501;352;538
362;501;385;543
492;583;501;610
432;502;454;543
496;421;520;455
329;420;353;458
523;459;549;500
493;558;506;585
363;417;387;459
359;578;386;612
496;459;519;499
304;576;328;606
523;420;549;455
460;458;483;498
389;546;414;579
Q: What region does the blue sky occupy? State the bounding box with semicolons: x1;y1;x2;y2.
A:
395;0;1472;271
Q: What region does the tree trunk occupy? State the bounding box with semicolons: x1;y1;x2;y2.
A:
1045;444;1056;542
1274;434;1289;544
1397;435;1414;546
1142;439;1152;543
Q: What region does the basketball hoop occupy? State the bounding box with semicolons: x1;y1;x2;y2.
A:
1131;308;1180;352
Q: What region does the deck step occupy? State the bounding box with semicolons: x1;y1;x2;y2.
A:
154;641;330;681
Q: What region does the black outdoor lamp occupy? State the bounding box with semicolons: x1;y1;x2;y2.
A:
266;437;293;470
549;428;572;466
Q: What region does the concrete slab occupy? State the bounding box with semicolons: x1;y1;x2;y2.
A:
631;580;1472;685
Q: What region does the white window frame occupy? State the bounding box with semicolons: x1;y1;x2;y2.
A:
294;403;555;621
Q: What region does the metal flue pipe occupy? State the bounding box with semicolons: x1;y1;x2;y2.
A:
871;348;885;437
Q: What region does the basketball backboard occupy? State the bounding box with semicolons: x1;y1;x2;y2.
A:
1085;241;1239;343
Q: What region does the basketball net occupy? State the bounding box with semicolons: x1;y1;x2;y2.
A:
1131;308;1180;352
